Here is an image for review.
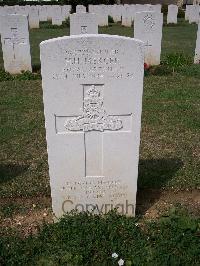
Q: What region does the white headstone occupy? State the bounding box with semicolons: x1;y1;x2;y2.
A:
28;6;39;29
122;5;132;27
46;5;53;21
70;13;98;35
189;5;199;24
134;11;163;65
76;5;86;13
167;5;178;24
111;4;122;22
194;23;200;63
89;5;108;26
39;5;48;22
52;6;63;26
1;14;32;74
62;5;71;21
185;5;190;21
40;34;144;218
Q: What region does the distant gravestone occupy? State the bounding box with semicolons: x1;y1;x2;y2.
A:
167;5;178;24
76;5;86;13
189;5;199;24
39;5;48;22
122;5;132;27
62;5;71;21
40;34;144;218
185;5;190;21
0;14;32;74
134;11;163;65
70;13;98;35
46;5;53;21
194;23;200;63
52;6;62;26
28;6;39;29
89;5;108;26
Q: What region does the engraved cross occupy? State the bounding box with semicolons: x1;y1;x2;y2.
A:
4;28;25;60
55;84;132;178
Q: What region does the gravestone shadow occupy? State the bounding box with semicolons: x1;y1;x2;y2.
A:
0;163;29;184
136;158;184;215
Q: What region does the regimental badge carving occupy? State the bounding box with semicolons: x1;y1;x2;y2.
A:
143;14;155;31
65;85;123;132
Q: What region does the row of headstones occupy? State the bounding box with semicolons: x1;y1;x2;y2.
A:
40;5;199;217
0;5;72;28
1;6;200;74
0;10;162;74
78;4;178;26
71;11;163;66
41;4;200;218
1;4;187;29
185;4;200;23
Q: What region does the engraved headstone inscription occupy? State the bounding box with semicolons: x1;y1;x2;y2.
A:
1;14;32;74
134;11;163;65
40;35;144;218
70;13;98;35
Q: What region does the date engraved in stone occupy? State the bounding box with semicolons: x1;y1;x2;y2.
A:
65;85;123;132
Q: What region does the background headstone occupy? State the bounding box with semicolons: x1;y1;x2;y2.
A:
40;34;144;218
122;5;132;27
134;11;163;65
76;5;86;13
28;6;39;29
39;5;48;22
194;23;200;63
62;5;71;21
52;6;62;26
1;14;32;74
189;5;199;24
70;13;98;35
167;5;178;24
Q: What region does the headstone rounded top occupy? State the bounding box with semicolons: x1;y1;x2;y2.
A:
40;34;144;47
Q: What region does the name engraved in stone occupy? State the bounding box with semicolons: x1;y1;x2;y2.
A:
52;48;134;80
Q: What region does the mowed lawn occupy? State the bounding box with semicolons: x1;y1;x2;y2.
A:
0;19;200;199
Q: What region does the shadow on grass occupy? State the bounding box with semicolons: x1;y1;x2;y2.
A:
0;163;29;184
136;158;184;215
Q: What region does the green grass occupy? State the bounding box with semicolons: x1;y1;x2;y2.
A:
0;209;199;265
